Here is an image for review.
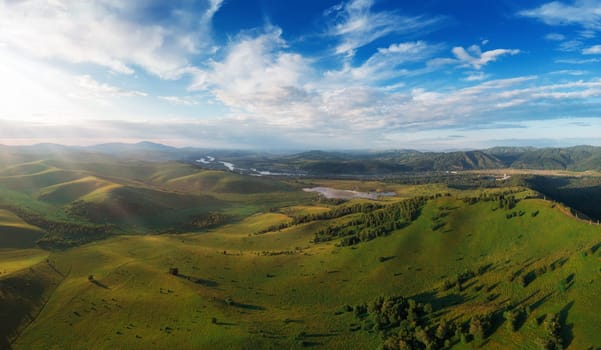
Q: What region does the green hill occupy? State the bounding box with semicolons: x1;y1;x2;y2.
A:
68;185;224;229
3;150;601;348
36;176;118;205
3;190;601;349
166;170;295;194
0;210;45;249
0;260;64;348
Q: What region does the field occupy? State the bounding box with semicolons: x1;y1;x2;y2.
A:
1;155;601;349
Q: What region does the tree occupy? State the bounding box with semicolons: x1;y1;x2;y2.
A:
435;319;451;341
543;313;563;349
469;314;490;340
503;309;518;331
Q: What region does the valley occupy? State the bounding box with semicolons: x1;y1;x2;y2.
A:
1;145;601;349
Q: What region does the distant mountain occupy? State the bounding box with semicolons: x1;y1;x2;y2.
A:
88;142;178;154
399;151;505;171
3;142;601;174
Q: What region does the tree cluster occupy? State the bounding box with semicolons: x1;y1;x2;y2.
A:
542;313;563;350
184;212;228;230
314;197;429;246
0;205;114;249
353;295;456;350
461;191;522;208
256;202;384;234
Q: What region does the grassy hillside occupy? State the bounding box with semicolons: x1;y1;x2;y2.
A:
0;156;312;247
36;176;118;204
0;210;45;249
3;151;601;348
0;260;64;349
166;170;295;194
4;190;601;349
68;185;225;230
526;175;601;221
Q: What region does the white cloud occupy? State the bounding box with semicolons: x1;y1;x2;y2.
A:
583;44;601;54
452;45;520;69
519;1;601;30
189;26;314;127
545;33;566;41
76;75;147;98
549;69;588;75
185;20;601;140
159;96;200;106
556;57;601;63
465;72;489;81
0;0;222;79
324;41;440;83
0;49;146;121
326;0;440;56
558;40;583;51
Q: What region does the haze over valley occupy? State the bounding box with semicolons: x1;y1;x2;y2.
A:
2;0;601;349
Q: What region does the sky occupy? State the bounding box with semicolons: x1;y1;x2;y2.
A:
0;0;601;150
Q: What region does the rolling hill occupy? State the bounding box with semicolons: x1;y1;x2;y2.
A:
0;210;45;249
2;191;601;349
2;145;601;349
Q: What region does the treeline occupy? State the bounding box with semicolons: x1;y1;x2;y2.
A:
0;205;114;249
314;196;429;245
352;294;457;349
385;173;526;189
182;212;228;230
461;190;524;209
255;202;384;234
352;293;550;349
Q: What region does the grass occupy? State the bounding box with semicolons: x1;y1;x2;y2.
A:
36;176;118;204
0;209;45;248
0;260;64;348
2;157;601;348
3;193;601;349
0;249;49;276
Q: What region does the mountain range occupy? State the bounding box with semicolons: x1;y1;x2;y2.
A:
3;142;601;175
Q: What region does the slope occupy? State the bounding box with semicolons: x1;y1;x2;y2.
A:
10;193;601;349
0;210;45;249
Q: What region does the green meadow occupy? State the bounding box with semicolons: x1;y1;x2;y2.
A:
1;157;601;349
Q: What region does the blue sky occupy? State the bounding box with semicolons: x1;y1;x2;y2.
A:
0;0;600;150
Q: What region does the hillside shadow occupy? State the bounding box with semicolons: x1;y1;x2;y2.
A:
177;274;218;287
527;176;601;220
298;341;322;347
232;302;266;311
487;309;507;337
411;290;469;310
550;257;569;270
378;256;396;262
559;301;574;348
91;280;110;289
0;273;49;348
517;289;541;307
300;332;338;338
530;292;553;312
589;242;601;254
